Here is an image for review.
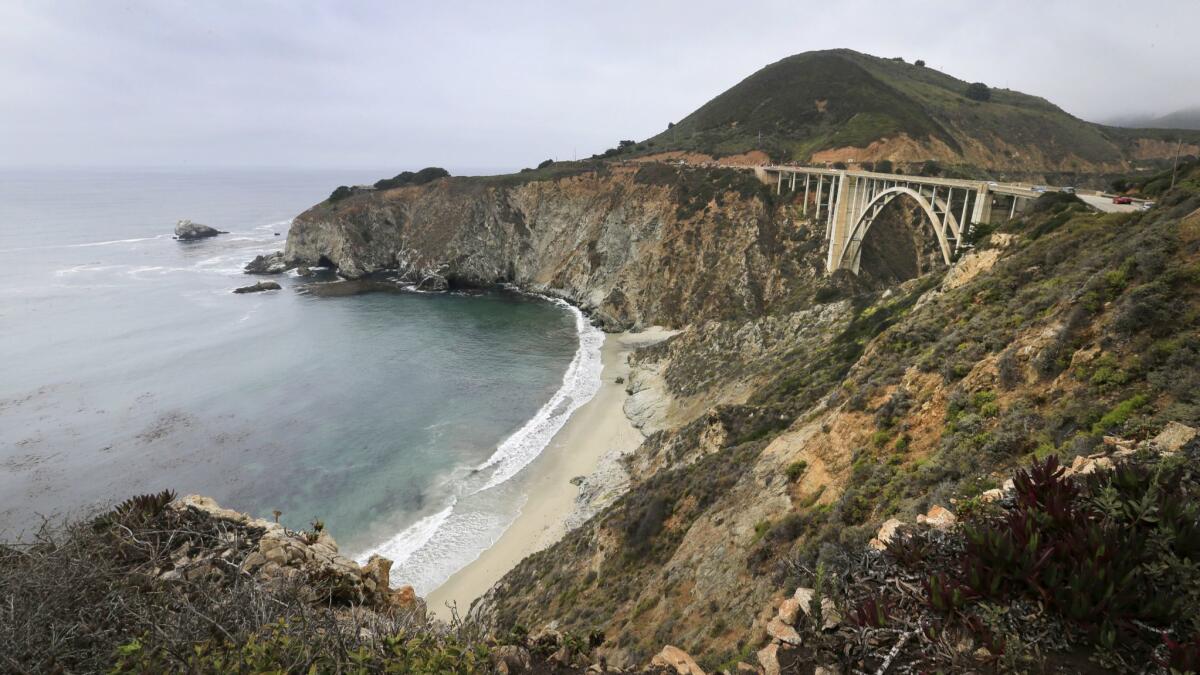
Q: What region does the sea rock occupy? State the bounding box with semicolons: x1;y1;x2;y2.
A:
174;219;224;240
650;645;705;674
868;517;904;550
756;643;780;675
244;251;292;275
1152;422;1197;453
916;505;957;529
233;281;282;294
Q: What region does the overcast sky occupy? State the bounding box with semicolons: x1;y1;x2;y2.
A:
1;0;1196;172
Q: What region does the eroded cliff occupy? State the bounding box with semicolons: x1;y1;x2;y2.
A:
284;164;851;330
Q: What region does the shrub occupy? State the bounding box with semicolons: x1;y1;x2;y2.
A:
328;185;353;202
875;159;894;173
914;59;926;67
786;461;808;481
537;159;554;169
1091;393;1149;434
964;82;991;102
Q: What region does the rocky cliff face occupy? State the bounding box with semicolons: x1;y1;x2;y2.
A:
285;164;838;329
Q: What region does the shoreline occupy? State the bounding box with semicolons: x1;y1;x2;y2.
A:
426;328;673;618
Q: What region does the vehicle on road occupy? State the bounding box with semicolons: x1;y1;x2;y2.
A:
1061;186;1076;194
1140;201;1156;211
1113;196;1133;205
1032;185;1048;193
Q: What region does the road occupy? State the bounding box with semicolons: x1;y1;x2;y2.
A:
1078;194;1142;214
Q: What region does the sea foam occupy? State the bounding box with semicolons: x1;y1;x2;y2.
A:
471;299;604;492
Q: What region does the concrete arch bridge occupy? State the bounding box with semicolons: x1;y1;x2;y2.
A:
752;166;1045;274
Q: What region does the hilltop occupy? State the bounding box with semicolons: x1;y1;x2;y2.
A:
628;49;1200;176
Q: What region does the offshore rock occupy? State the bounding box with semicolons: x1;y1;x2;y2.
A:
233;281;281;294
244;251;293;274
174;219;225;240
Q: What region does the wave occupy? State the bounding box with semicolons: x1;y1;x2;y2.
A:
350;296;604;593
69;234;169;248
471;299;604;492
356;499;457;569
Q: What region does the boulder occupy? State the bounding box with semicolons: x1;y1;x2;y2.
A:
1064;454;1112;477
979;488;1005;503
233;281;282;294
492;645;531;674
793;588;840;630
1152;422;1197;454
650;645;705;674
244;251;292;275
174;219;224;240
756;643;780;675
777;597;801;625
765;616;801;645
917;505;957;529
868;517;905;550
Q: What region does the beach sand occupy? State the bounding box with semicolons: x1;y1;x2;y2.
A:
426;328;673;619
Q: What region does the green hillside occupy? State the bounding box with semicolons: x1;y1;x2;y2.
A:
637;49;1200;173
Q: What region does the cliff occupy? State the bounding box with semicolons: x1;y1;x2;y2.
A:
284;163;863;330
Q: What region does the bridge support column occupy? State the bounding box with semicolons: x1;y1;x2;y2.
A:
826;172;852;273
971;185;993;225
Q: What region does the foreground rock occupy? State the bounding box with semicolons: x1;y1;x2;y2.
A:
174;219;225;240
171;495;423;616
244;251;294;275
233;281;282;294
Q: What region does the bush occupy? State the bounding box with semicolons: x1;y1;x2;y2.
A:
786;461;809;481
374;167;451;190
537;159;554;169
874;159;894;173
328;185;353;202
964;82;991;102
919;160;942;177
914;59;926;67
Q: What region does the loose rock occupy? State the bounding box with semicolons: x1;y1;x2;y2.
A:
1152;422;1197;454
650;645;706;674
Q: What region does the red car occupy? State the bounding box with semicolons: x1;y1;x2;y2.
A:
1113;196;1133;205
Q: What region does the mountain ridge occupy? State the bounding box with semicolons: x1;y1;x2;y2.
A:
628;49;1200;175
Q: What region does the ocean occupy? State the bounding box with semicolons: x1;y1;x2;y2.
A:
0;167;600;593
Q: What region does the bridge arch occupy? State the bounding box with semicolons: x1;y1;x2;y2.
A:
835;185;958;274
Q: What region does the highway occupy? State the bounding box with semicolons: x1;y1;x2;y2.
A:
1077;194;1142;214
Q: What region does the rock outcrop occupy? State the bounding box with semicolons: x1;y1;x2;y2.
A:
283;164;833;329
170;495;423;616
244;251;294;275
233;281;282;294
174;219;225;240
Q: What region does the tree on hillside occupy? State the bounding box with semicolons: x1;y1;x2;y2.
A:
920;160;942;177
537;159;554;169
915;59;926;67
875;159;894;173
965;82;992;102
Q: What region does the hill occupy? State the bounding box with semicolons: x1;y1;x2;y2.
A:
1108;106;1200;131
631;49;1200;175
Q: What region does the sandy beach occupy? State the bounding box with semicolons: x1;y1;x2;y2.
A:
426;328;672;618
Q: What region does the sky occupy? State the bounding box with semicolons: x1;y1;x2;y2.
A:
1;0;1197;172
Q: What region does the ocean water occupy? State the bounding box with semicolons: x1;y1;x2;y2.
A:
0;168;600;593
